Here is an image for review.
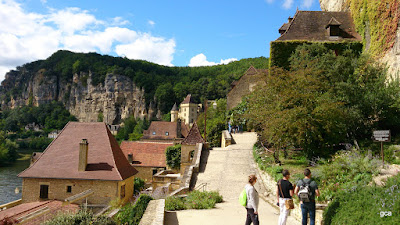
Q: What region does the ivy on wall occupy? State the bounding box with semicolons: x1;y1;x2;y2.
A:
348;0;400;57
270;40;363;69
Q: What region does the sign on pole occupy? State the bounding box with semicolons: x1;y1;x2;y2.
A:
372;130;391;142
372;130;391;166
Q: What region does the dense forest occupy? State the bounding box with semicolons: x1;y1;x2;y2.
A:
1;50;269;113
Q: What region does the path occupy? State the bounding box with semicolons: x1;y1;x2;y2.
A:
165;132;298;225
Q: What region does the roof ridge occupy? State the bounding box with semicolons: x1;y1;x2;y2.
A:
280;10;300;39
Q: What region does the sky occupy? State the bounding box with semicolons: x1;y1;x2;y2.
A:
0;0;321;81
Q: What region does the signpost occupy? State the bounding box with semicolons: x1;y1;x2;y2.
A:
372;130;391;166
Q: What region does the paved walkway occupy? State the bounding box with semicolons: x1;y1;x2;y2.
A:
165;132;298;225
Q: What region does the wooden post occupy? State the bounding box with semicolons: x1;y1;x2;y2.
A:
204;99;207;143
381;141;384;167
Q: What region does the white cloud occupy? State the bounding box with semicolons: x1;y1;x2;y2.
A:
302;0;314;8
148;20;155;26
115;34;176;66
283;0;294;9
0;0;177;81
188;53;237;67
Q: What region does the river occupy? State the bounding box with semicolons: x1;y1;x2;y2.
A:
0;159;31;205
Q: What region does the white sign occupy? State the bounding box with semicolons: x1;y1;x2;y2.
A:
373;130;391;142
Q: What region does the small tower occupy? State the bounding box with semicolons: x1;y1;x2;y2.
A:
171;103;179;122
179;94;198;126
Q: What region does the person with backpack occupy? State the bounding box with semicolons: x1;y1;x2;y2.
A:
276;169;294;225
244;174;259;225
294;168;320;225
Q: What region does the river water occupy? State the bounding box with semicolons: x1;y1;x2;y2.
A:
0;159;31;205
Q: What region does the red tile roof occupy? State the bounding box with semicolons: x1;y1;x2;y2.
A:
142;121;183;140
18;122;137;181
0;200;79;224
181;122;205;145
120;141;174;167
277;11;362;41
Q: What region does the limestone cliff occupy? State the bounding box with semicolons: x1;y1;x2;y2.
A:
319;0;400;76
1;69;154;124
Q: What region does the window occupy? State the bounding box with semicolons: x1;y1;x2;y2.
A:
120;184;125;198
153;168;158;175
66;185;72;193
40;185;49;199
152;131;156;135
165;132;169;136
192;108;194;112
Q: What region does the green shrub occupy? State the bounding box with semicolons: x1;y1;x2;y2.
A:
43;210;115;225
165;191;223;211
323;174;400;225
134;177;145;194
116;194;153;225
165;196;186;211
165;144;181;169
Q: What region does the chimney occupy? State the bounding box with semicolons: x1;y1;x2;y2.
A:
288;17;293;23
128;153;133;164
177;118;182;138
78;139;88;171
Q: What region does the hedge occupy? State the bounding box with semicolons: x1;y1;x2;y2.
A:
269;40;363;69
115;194;153;225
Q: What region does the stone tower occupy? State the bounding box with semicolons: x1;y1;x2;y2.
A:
179;94;198;127
170;103;178;122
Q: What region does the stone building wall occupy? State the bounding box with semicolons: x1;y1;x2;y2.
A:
22;177;134;205
227;70;262;110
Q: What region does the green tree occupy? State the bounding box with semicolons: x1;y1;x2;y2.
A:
165;144;181;169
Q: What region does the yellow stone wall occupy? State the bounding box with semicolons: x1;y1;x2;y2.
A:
22;176;135;205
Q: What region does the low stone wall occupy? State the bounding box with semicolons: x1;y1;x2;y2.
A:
256;168;325;224
221;130;232;148
0;199;22;211
139;199;165;225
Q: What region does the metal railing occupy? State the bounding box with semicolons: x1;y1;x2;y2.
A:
195;183;208;192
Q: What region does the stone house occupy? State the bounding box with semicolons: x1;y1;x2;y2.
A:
226;66;268;110
180;122;205;174
120;141;174;182
141;120;189;143
18;122;138;205
271;10;362;68
171;94;202;126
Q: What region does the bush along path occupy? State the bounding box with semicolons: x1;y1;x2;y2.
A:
165;132;297;225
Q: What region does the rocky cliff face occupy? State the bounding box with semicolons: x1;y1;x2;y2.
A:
1;69;153;124
320;0;400;76
319;0;348;12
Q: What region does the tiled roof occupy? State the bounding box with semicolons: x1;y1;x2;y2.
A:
181;122;205;145
19;122;137;181
229;66;268;90
277;11;362;41
181;94;196;104
171;103;178;111
142;121;179;140
181;123;190;138
0;200;79;224
120;141;173;167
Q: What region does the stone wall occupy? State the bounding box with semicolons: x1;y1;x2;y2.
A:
319;0;348;12
22;177;134;205
138;199;165;225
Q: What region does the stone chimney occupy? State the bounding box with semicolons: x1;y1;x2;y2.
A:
177;118;182;138
128;153;133;164
78;139;88;171
288;17;293;23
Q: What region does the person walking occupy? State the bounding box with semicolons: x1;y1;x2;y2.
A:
276;169;294;225
294;168;320;225
245;175;259;225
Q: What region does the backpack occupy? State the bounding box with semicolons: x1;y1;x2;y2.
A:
239;188;247;206
298;179;312;202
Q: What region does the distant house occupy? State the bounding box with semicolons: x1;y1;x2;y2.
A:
48;130;60;139
24;122;43;132
120;141;174;182
141;120;189;142
226;66;268;110
271;10;362;68
170;94;202;126
107;124;120;135
18;122;138;205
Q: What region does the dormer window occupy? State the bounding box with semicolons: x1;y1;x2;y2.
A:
165;132;169;136
152;131;156;135
326;17;341;38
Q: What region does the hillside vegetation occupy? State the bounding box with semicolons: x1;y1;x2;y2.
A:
1;50;268;113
